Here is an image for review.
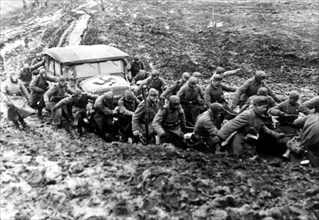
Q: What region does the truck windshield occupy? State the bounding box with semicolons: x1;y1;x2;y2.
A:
74;60;124;78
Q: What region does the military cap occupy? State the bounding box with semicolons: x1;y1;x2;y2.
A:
252;96;269;106
151;69;160;76
257;87;268;96
210;73;223;81
192;72;202;78
289;91;299;100
149;88;159;96
209;103;224;114
215;67;226;74
188;76;198;85
103;91;113;99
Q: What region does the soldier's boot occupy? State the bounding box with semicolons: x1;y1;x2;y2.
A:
19;118;29;131
13;121;20;130
37;109;44;122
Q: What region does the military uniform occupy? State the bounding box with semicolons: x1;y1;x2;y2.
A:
29;73;56;117
54;93;97;135
152;105;186;148
204;83;236;107
117;94;139;142
177;83;204;126
129;60;145;78
138;76;167;94
2;78;32;129
294;113;319;167
132;97;160;144
231;77;280;109
299;96;319;115
43;83;74;126
161;80;185;99
94;94;117;141
217;108;282;156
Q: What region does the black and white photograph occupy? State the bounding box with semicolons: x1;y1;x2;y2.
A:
0;0;318;219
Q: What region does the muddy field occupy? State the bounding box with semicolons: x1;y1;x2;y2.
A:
0;0;319;219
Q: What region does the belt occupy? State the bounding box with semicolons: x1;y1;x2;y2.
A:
181;100;198;105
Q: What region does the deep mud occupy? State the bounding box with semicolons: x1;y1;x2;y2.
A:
0;0;319;219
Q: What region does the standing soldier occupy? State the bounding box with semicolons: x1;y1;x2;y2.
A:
136;69;167;95
2;71;33;130
298;96;319;115
94;91;118;142
29;69;57;120
52;89;98;136
152;95;187;149
213;96;285;156
31;53;44;73
193;103;225;152
132;88;160;144
177;76;204;126
204;73;236;110
128;55;145;81
43;76;74;128
161;72;191;100
231;70;281;110
117;90;140;142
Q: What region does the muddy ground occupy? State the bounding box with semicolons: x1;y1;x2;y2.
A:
0;0;319;219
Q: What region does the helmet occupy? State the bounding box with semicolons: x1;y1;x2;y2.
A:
192;72;202;78
151;70;160;77
257;87;268;96
210;73;223;82
252;96;268;106
169;95;180;109
103;91;113;100
188;76;198;86
215;67;226;74
74;89;82;96
124;90;135;102
255;70;267;79
209;103;225;116
149;88;159;96
289;91;299;100
182;72;191;79
23;64;30;71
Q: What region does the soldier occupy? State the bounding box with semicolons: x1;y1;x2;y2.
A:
152;95;187;149
177;76;204;126
18;62;44;90
161;72;191;100
136;69;167;95
298;96;319;115
293;113;319;167
214;66;241;78
204;73;236;110
128;55;145;81
29;69;57;120
31;53;44;70
193;103;225;152
2;71;33;130
240;87;276;113
132;88;160;144
213;96;285;156
52;89;98;136
117;90;140;142
43;76;74;128
231;70;281;110
269;91;300;135
94;91;118;142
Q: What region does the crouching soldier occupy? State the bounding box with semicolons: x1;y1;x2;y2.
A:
192;103;225;152
152;95;187;149
293;113;319;167
298;96;319;115
2;71;34;130
94;91;118;142
177;76;204;127
29;69;57;120
132;88;160;145
213;96;285;157
118;90;140;142
43;76;74;128
52;89;98;136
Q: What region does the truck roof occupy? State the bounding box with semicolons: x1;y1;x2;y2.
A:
43;45;129;65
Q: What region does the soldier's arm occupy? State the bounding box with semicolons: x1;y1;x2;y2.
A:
238;97;252;114
152;109;166;136
260;124;281;137
30;60;45;71
132;101;145;132
46;73;58;82
264;83;280;103
268;97;277;108
198;86;205;100
54;96;74;110
176;85;186;99
161;84;176;99
87;93;99;101
66;85;74;95
217;111;250;140
231;80;251;108
204;120;219;137
269;102;285;116
293;116;307;128
43;86;56;103
179;107;186;129
221;83;236;92
30;76;44;93
118;98;134;116
223;68;241;77
204;86;212;107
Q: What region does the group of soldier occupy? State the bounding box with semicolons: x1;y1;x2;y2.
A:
1;53;319;167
